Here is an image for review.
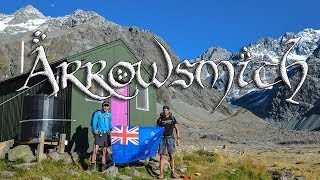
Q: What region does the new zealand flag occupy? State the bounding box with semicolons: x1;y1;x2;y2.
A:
111;126;164;164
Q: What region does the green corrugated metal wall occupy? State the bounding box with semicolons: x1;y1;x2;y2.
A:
66;40;157;151
0;40;157;150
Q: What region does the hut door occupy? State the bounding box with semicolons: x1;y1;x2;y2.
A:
111;85;129;126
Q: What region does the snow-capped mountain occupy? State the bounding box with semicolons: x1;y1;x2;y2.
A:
248;29;320;62
191;28;320;100
190;30;320;131
0;5;117;35
0;5;234;116
233;46;320;131
1;5;320;131
0;5;48;34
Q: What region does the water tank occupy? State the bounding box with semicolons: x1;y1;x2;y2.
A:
20;94;70;141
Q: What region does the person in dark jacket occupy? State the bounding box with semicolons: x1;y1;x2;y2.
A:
157;105;180;179
90;101;113;172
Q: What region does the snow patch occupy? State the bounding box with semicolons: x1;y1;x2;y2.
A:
0;16;47;34
287;54;308;61
0;15;13;31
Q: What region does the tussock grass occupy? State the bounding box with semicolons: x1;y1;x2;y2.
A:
182;149;219;163
176;150;271;179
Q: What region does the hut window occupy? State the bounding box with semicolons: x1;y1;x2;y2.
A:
86;75;104;102
136;84;149;111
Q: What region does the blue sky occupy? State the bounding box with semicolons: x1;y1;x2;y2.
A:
1;0;320;59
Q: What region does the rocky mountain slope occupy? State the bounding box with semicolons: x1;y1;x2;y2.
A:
190;28;320;131
162;100;320;148
1;5;320;134
233;46;320;131
0;5;233;115
191;28;320;100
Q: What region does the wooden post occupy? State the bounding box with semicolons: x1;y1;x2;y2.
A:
37;131;45;162
58;134;66;154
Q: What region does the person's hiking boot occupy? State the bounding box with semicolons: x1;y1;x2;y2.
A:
171;172;178;179
90;164;96;172
90;163;96;172
157;173;164;179
101;164;107;172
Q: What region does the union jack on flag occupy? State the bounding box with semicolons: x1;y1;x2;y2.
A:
111;126;139;145
111;126;164;164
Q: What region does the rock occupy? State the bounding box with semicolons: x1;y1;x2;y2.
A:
71;152;79;162
47;152;73;164
149;161;159;169
118;174;133;180
0;139;14;159
139;158;149;163
61;152;73;164
180;168;188;173
151;154;160;162
0;171;16;178
8;145;36;163
154;170;160;175
195;172;201;176
47;151;59;160
64;169;79;176
105;166;118;177
131;169;141;176
24;155;37;163
176;165;187;173
130;169;147;178
13;162;37;169
272;168;296;180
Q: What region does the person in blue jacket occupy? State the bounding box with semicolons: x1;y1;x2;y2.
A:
90;101;113;172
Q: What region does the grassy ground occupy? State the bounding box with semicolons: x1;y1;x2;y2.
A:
0;158;111;179
1;145;320;179
243;144;320;179
175;150;272;179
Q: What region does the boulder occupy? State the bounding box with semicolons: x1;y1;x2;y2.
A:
131;169;141;177
47;152;73;164
176;165;187;173
130;169;147;178
71;152;79;162
0;139;14;159
64;169;79;176
8;145;36;162
149;161;159;169
150;154;160;162
105;166;118;177
13;162;37;169
0;171;16;178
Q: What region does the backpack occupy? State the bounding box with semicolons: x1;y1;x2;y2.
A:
91;110;102;129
